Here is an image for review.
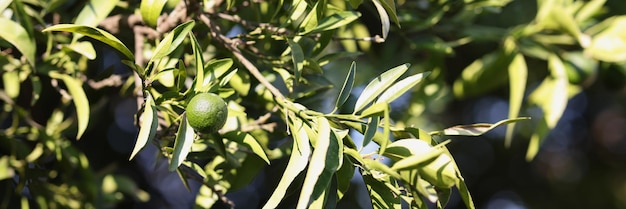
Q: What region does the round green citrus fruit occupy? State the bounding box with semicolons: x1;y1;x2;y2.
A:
185;93;228;133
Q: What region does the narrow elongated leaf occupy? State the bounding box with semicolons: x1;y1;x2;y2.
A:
204;58;234;86
303;11;361;34
224;131;270;164
390;148;444;171
433;117;530;136
48;72;90;139
152;21;195;61
505;54;527;147
363;173;401;209
362;116;379;148
297;117;339;209
189;32;208;92
299;2;320;33
0;18;35;66
74;0;119;27
526;55;569;160
130;92;158;160
169;114;197;171
371;0;390;40
140;0;167;27
67;41;97;60
360;102;388;118
354;63;410;112
376;72;429;104
43;24;134;61
335;154;354;200
456;180;476;209
287;38;304;90
378;0;399;26
263;116;311;209
335;62;356;109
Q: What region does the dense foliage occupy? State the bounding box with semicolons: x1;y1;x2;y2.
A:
1;0;626;208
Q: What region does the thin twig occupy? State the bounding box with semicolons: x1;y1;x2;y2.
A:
199;14;286;101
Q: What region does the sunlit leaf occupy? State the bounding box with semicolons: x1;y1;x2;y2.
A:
262;115;311;209
169;114;197;171
526;55;570;160
433;117;530;136
354;63;410;113
371;0;390;40
0;156;15;180
360;102;388;118
74;0;119;27
302;11;361;34
140;0;167;27
2;70;19;99
130;92;158;160
376;72;429;105
67;41;97;60
390;148;444;171
223;131;270;164
297;117;339;209
505;53;527;147
203;58;234;89
0;18;35;66
48;71;90;139
43;24;135;61
456;180;476;209
152;21;195;61
585;16;626;62
335;62;356;109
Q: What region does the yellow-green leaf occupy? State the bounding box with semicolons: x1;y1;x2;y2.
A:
130;92;158;160
140;0;167;27
169;114;197;171
48;71;90;139
505;53;528;147
354;63;409;113
74;0;119;27
262;115;311;209
43;24;134;61
0;18;35;66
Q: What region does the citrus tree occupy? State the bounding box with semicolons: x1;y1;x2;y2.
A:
1;0;625;208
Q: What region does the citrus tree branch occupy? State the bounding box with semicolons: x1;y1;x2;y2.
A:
199;13;286;102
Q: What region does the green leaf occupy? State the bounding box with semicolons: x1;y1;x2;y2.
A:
223;131;270;164
263;115;311;209
48;71;90;139
335;61;356;110
66;41;97;60
376;72;429;105
0;156;14;180
296;117;339;209
202;58;234;90
354;63;410;113
43;24;135;61
433;117;531;136
456;180;476;209
152;21;196;61
74;0;119;27
360;102;388;118
302;11;361;34
189;32;208;93
335;155;354;200
585;16;626;62
0;0;10;12
287;38;304;90
378;0;399;27
130;92;158;160
505;53;527;147
526;55;570;160
0;18;35;66
169;114;197;171
390;148;444;171
453;50;515;98
140;0;167;27
371;0;390;40
362;116;379;148
2;70;20;99
363;173;401;209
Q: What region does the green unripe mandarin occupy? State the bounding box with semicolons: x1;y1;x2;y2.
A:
185;93;228;133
